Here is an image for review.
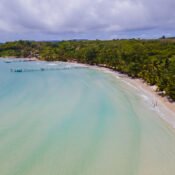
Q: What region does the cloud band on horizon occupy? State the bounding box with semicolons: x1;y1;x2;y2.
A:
0;0;175;41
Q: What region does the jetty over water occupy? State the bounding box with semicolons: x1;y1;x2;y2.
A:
4;58;37;63
10;66;88;73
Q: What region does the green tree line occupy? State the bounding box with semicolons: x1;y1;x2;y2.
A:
0;39;175;101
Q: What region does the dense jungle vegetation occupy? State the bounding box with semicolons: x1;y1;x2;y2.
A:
0;39;175;100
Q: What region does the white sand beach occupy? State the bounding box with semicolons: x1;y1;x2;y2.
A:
93;66;175;129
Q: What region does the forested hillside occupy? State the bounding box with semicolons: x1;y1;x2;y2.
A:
0;39;175;100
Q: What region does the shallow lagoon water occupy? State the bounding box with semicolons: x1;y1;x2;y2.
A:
0;59;175;175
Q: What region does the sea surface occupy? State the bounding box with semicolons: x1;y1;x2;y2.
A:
0;58;175;175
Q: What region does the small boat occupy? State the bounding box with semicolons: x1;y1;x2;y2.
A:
4;61;11;63
16;69;23;72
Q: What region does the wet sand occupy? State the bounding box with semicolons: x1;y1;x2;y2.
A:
93;66;175;129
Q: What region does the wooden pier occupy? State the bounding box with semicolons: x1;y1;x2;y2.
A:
10;66;88;73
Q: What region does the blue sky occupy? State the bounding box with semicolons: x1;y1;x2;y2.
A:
0;0;175;42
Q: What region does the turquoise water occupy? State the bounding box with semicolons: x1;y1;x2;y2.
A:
0;59;175;175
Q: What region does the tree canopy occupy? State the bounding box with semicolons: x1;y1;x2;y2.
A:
0;39;175;101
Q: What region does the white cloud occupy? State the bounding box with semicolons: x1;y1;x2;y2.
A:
0;0;175;40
